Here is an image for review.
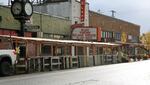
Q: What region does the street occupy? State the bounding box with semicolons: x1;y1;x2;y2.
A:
0;60;150;85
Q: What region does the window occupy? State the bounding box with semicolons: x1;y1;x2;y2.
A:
57;47;63;55
109;32;113;38
131;36;139;43
102;31;105;38
41;45;51;55
115;32;121;40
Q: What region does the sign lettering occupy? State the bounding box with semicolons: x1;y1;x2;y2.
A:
72;28;97;41
80;0;85;22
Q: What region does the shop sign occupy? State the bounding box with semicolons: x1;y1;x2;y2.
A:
3;30;10;35
80;0;85;22
72;27;98;41
11;31;17;36
121;32;127;43
0;29;18;36
128;35;132;40
25;25;40;32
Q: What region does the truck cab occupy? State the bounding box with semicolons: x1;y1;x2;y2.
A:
0;37;17;76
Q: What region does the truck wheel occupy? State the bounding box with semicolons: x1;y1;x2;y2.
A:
0;62;13;76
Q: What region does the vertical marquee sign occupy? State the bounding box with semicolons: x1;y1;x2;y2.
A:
80;0;85;22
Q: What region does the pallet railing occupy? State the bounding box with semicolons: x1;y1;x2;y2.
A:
15;55;119;74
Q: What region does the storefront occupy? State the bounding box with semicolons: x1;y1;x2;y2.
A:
89;11;140;43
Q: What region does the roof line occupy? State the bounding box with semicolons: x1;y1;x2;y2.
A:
89;10;140;27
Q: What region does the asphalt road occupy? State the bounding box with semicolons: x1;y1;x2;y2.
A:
0;60;150;85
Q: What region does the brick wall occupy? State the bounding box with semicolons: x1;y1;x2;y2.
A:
89;11;140;37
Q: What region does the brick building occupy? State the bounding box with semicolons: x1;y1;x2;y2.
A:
89;11;140;43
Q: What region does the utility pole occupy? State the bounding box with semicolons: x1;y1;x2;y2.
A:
97;9;101;14
110;10;116;18
8;0;11;6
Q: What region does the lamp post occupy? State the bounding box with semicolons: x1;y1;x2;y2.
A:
40;0;42;32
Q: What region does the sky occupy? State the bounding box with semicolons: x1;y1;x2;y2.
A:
0;0;150;35
87;0;150;35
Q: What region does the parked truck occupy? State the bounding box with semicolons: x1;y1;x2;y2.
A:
0;37;17;76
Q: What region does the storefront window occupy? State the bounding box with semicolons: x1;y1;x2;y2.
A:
115;32;121;41
41;45;51;55
102;31;105;38
109;32;113;38
131;36;139;43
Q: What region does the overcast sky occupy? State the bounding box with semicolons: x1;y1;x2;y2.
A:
0;0;150;35
87;0;150;35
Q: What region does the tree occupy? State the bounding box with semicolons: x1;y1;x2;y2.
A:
140;32;150;50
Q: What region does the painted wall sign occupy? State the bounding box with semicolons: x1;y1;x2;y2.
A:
121;32;127;43
72;27;100;41
0;29;17;36
25;25;40;32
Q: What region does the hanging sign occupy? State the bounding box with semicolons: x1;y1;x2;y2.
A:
121;32;127;43
80;0;85;22
72;27;100;41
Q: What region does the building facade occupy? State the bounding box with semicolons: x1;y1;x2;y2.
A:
0;5;71;39
33;0;89;26
89;11;140;43
0;4;140;43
